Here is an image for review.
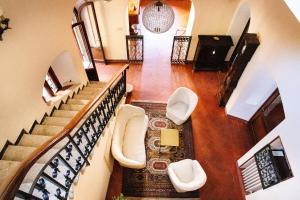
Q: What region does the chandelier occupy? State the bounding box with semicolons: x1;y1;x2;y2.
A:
142;0;175;34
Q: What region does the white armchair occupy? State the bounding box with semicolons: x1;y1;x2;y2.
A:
167;159;207;193
166;87;198;125
111;104;148;169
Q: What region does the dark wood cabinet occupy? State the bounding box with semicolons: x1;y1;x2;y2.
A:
218;33;260;106
193;35;233;71
249;89;285;144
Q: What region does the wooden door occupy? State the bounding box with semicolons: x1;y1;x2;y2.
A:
249;89;285;144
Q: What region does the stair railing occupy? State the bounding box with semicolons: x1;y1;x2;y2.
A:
0;64;129;200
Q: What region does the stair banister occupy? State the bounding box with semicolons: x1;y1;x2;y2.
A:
0;64;129;200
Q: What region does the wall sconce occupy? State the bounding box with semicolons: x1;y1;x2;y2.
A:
0;7;11;41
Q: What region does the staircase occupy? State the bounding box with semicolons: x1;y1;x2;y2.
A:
0;81;106;190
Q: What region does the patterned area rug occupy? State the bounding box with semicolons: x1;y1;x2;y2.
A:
122;101;198;198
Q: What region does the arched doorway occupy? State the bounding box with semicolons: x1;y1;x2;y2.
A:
126;0;193;65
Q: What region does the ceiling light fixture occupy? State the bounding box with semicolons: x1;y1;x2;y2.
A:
142;0;175;34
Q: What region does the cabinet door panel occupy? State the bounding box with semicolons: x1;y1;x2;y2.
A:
264;96;285;132
251;115;267;142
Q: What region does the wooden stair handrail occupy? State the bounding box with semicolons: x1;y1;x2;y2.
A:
0;64;129;199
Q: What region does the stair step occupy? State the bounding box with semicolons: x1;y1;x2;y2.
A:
19;134;66;149
73;94;94;100
52;110;78;118
0;160;21;187
19;134;51;147
60;104;84;111
83;86;101;92
90;81;106;84
42;117;71;126
87;82;105;88
2;145;58;163
2;145;36;162
0;160;21;171
67;99;89;105
78;90;96;95
32;125;64;136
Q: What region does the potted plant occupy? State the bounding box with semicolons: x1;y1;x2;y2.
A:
112;193;127;200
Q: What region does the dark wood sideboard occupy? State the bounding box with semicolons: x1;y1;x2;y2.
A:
193;35;233;71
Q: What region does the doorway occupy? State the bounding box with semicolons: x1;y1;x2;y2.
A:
77;2;107;64
72;9;99;81
127;0;192;65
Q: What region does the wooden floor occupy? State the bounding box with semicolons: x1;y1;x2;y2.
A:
99;63;252;200
98;0;253;199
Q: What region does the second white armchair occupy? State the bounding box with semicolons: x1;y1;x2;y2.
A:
168;159;207;193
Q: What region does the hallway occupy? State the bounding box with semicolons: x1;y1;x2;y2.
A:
139;0;191;64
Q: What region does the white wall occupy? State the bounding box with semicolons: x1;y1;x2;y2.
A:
51;51;82;86
93;0;129;60
187;0;240;60
185;2;195;36
225;2;250;60
284;0;300;22
225;0;300;199
0;0;87;149
73;116;115;200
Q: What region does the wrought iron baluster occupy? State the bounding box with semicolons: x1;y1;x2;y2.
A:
64;170;72;188
91;111;102;134
95;109;105;133
88;118;98;144
35;178;50;200
78;127;92;147
68;135;90;166
65;144;73;161
100;102;109;125
57;154;76;175
41;172;68;191
55;188;65;200
49;158;60;178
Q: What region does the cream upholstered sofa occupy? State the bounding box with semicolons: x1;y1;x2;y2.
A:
111;104;148;169
166;87;198;125
167;159;207;192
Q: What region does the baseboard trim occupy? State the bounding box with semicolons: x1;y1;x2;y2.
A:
15;129;27;145
106;59;128;64
29;120;38;134
227;113;248;124
186;60;194;64
0;141;13;159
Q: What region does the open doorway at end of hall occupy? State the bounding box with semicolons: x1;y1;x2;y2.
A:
126;0;193;64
